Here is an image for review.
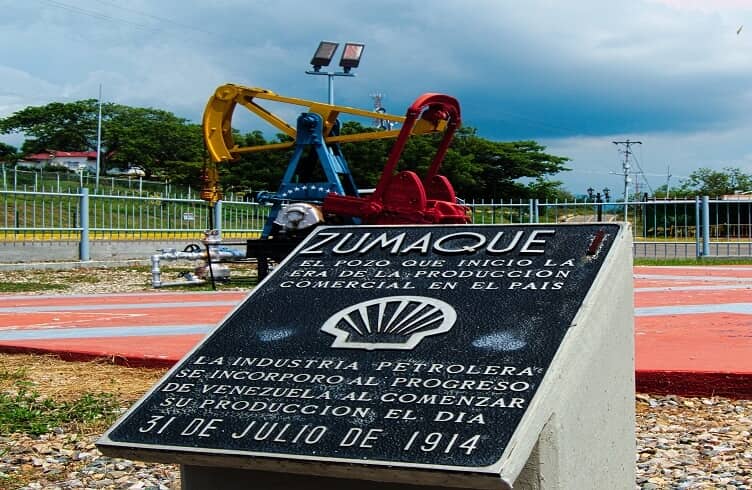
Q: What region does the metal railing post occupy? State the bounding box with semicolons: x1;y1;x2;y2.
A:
702;196;710;257
528;199;534;223
695;196;701;258
213;200;223;236
79;188;90;261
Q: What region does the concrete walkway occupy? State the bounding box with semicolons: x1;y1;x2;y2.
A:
1;266;750;397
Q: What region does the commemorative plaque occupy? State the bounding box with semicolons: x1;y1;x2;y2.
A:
98;224;634;489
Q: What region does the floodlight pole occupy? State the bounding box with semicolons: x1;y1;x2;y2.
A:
95;84;103;189
328;74;334;105
304;70;354;105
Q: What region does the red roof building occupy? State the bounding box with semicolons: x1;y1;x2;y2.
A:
19;150;98;173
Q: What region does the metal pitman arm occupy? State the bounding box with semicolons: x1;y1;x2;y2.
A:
322;93;469;225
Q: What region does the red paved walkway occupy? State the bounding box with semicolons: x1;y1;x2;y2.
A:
634;266;752;396
1;266;750;397
0;291;245;365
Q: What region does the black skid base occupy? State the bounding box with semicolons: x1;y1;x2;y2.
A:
245;238;301;279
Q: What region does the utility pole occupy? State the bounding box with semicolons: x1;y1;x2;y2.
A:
665;165;672;200
95;84;103;189
613;139;642;222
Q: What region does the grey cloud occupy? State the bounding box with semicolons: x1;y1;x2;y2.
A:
1;0;752;192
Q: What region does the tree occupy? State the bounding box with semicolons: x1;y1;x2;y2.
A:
103;106;203;178
0;142;18;165
0;100;204;179
219;130;294;196
449;130;570;199
0;100;100;153
679;167;752;197
652;184;684;199
340;122;393;187
0;101;572;199
342;124;569;200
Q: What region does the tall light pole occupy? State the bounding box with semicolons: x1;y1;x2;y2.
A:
305;41;365;105
95;84;103;189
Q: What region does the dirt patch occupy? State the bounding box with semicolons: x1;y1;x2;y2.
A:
0;353;165;403
0;264;257;295
0;353;177;489
0;267;151;295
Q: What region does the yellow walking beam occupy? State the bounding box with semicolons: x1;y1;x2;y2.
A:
202;84;445;163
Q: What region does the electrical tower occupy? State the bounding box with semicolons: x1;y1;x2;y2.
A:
613;139;642;220
370;93;392;130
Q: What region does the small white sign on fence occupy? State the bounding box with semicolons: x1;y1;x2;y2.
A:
182;212;195;221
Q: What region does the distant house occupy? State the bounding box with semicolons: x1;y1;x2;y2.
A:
721;192;752;200
18;150;98;173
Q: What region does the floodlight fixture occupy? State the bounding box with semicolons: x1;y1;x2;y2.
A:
306;41;365;104
339;42;364;72
310;41;339;71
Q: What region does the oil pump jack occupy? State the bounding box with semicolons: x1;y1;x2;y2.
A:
200;84;469;278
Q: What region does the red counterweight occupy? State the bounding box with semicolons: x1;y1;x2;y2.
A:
322;93;470;225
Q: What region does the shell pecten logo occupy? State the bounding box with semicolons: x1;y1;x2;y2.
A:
321;296;457;351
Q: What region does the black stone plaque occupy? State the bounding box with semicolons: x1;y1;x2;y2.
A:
99;224;619;474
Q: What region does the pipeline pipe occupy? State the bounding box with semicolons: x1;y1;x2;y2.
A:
150;247;244;288
155;278;206;288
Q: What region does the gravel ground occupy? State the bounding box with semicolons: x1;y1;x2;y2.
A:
1;267;751;489
635;395;752;489
1;394;749;489
0;431;180;489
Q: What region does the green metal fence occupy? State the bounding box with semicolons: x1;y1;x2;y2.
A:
2;188;751;259
467;197;752;258
0;189;269;243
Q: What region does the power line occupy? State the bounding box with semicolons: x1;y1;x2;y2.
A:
38;0;158;32
38;0;241;43
91;0;222;38
629;151;654;196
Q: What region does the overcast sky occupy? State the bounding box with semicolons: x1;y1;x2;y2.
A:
1;0;751;196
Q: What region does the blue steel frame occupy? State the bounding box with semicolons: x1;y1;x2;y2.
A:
256;112;360;237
